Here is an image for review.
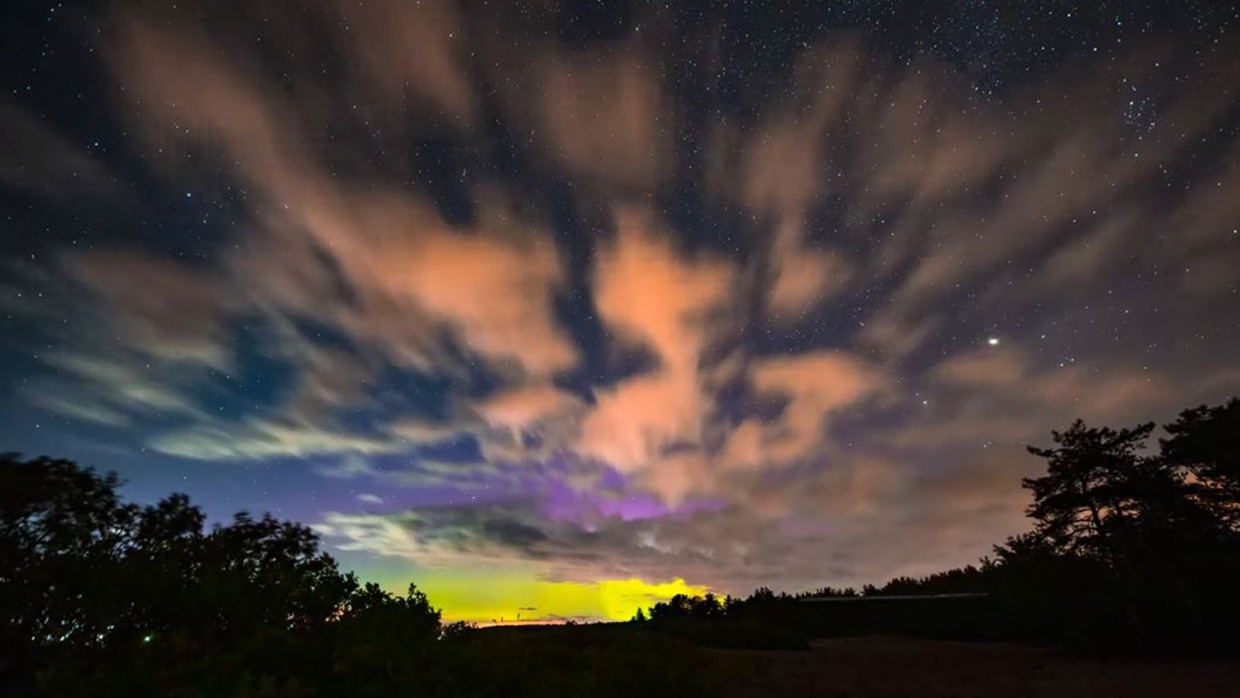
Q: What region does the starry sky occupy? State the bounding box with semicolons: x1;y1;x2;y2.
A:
3;0;1240;623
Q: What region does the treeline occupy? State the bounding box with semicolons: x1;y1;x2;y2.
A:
637;399;1240;655
0;456;703;697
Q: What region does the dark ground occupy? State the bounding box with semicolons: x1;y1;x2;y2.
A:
703;636;1240;698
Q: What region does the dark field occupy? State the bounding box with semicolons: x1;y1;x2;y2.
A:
460;624;1240;698
704;636;1240;698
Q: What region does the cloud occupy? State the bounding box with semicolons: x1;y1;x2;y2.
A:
594;209;734;371
717;43;865;319
930;348;1030;390
0;100;117;200
577;210;733;480
928;346;1167;424
473;384;583;434
375;218;577;376
71;251;234;366
866;346;1209;497
8;3;1240;602
34;353;204;421
497;45;671;192
150;416;396;461
24;390;132;428
327;0;476;126
766;245;853;321
721;351;888;469
107;9;576;381
312;513;424;561
315;448;1023;593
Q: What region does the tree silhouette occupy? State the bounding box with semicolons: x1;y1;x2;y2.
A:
1019;417;1240;643
1162;398;1240;529
1022;421;1165;561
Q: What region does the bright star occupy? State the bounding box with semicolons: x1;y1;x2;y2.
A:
987;337;1000;346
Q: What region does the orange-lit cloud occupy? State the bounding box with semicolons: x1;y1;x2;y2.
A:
577;209;733;488
721;351;887;469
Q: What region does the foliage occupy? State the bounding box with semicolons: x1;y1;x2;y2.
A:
1162;398;1240;528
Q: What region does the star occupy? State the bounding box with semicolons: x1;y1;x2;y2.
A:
987;337;1001;346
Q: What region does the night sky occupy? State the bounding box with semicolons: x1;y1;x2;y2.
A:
3;0;1239;622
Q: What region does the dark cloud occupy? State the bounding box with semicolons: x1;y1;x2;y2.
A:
481;519;549;551
0;100;118;201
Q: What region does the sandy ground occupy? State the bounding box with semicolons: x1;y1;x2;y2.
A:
706;636;1240;697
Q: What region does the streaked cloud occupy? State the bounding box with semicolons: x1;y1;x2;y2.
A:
5;0;1239;616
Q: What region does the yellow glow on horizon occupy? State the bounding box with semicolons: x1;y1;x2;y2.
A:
337;554;709;623
417;570;709;623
